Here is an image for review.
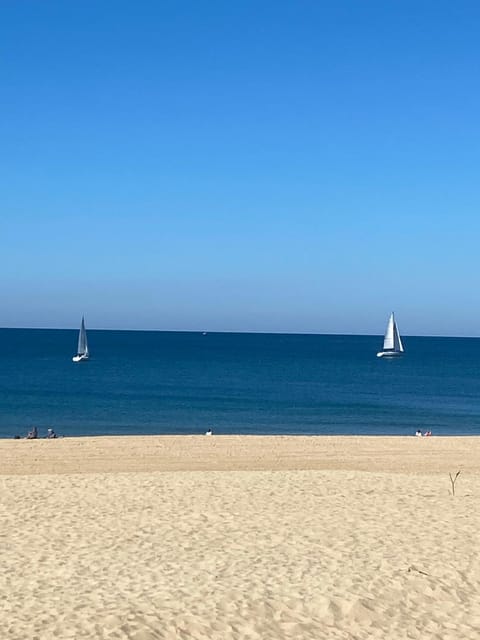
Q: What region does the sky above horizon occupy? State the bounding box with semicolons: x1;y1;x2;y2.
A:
2;1;480;336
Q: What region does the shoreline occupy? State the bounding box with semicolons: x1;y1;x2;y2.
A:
2;434;480;475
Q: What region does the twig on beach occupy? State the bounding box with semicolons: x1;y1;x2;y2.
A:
449;470;461;496
407;565;430;576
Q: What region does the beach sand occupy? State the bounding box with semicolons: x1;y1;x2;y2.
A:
1;436;479;639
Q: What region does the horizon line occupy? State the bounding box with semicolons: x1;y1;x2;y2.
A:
0;326;479;339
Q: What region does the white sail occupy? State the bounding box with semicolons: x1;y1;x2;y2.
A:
377;312;404;357
393;318;403;353
73;316;89;361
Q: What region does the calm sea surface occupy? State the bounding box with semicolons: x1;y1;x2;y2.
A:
1;329;480;438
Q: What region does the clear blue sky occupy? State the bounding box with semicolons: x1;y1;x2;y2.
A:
2;1;480;335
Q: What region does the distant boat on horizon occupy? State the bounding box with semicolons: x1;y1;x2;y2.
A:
72;316;89;362
377;312;404;358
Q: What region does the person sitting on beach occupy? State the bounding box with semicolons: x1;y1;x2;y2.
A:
46;428;57;439
423;430;432;437
415;430;422;437
26;426;38;439
205;428;213;436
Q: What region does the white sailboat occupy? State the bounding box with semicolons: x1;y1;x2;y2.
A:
377;312;404;358
72;316;89;362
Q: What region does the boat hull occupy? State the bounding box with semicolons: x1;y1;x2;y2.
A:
72;354;89;362
376;351;403;358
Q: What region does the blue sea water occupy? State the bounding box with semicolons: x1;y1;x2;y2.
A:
1;329;480;438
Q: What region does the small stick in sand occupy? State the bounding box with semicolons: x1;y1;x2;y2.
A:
408;565;430;576
449;470;461;496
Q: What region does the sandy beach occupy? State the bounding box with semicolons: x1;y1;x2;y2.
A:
1;436;479;639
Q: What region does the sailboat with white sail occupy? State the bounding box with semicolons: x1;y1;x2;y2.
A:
72;316;89;362
377;312;404;358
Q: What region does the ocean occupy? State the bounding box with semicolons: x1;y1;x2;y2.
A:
1;329;480;439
